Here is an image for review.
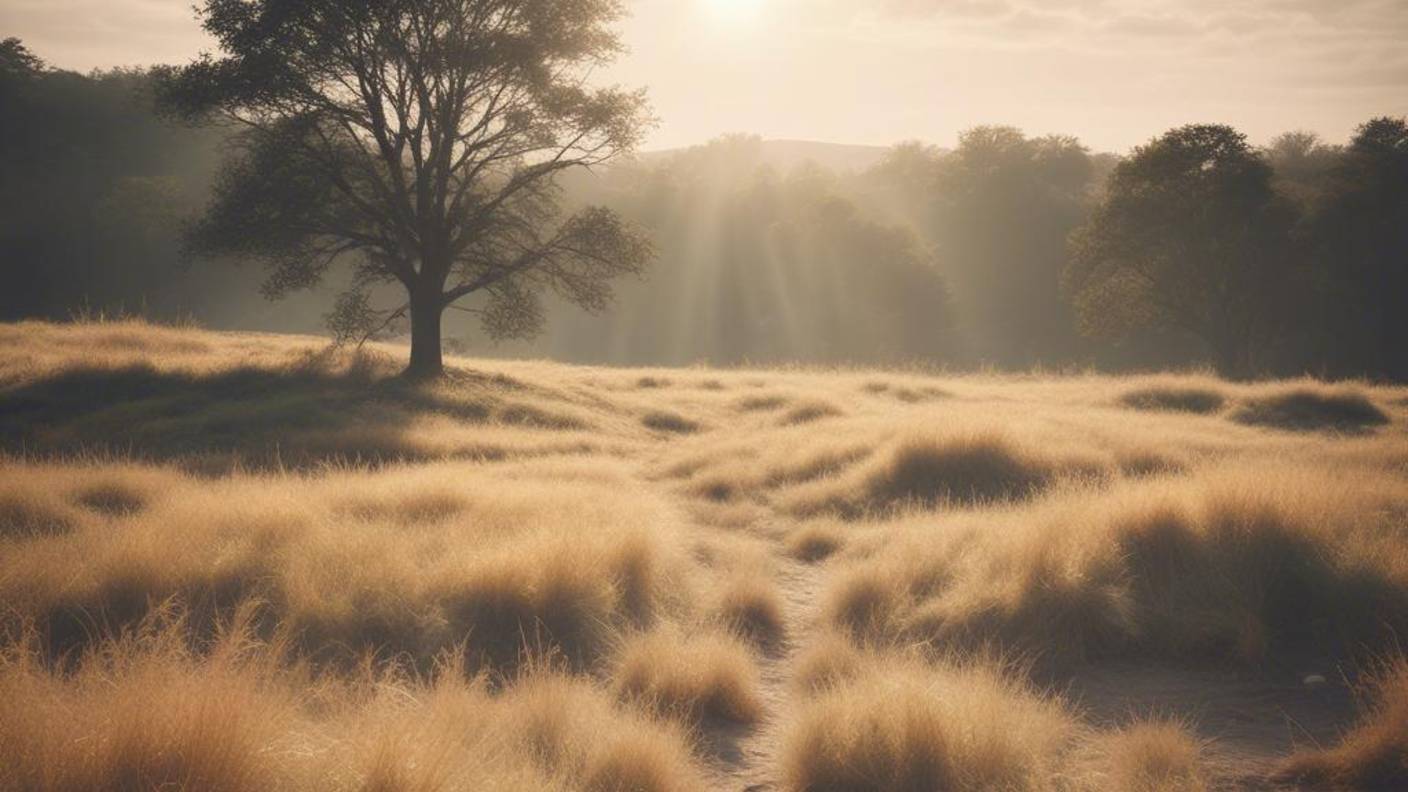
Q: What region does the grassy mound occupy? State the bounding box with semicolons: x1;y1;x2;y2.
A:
1119;386;1226;414
1233;387;1388;432
612;627;762;725
787;432;1073;518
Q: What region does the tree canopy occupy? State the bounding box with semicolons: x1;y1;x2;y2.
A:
1305;118;1408;379
1066;124;1298;378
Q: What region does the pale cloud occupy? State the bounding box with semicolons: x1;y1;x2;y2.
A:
0;0;211;70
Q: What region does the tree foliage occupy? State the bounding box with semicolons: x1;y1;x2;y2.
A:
1305;117;1408;379
1066;124;1298;378
864;127;1096;367
0;50;226;323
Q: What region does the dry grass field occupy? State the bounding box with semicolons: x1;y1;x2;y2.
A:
3;318;1408;791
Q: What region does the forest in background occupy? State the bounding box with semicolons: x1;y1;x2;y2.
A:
2;40;1404;379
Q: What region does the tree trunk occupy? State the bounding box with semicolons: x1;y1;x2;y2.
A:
405;288;445;380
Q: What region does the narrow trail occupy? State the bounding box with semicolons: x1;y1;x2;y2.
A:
709;541;825;792
631;436;828;792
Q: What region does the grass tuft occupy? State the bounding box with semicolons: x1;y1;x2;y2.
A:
786;522;845;563
613;627;763;725
713;575;787;649
780;653;1075;792
1091;719;1212;792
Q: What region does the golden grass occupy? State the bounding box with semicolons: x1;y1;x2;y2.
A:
780;652;1077;792
3;319;1407;788
0;320;609;471
821;463;1408;666
785;638;1224;791
1087;720;1212;792
0;456;692;671
0;608;707;792
711;571;787;649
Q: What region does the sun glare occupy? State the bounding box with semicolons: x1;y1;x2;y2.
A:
704;0;764;23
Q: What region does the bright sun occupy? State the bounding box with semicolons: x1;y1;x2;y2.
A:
704;0;764;22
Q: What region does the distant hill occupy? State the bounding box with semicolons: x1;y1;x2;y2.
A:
637;138;891;174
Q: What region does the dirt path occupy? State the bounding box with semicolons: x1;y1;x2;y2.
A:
1066;662;1359;788
706;544;825;792
630;441;828;791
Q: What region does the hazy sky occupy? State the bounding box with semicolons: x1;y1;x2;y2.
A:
3;0;1405;153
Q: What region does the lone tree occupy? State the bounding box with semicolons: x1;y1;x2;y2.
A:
158;0;653;378
1065;124;1297;378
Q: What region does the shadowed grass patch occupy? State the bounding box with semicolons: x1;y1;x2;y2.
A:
641;411;701;434
0;493;80;538
1233;387;1388;432
1120;387;1226;414
781;400;844;426
786;522;845;563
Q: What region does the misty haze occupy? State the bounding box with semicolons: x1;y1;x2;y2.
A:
1;1;1406;790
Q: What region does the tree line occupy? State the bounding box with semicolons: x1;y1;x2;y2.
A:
1;26;1404;380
